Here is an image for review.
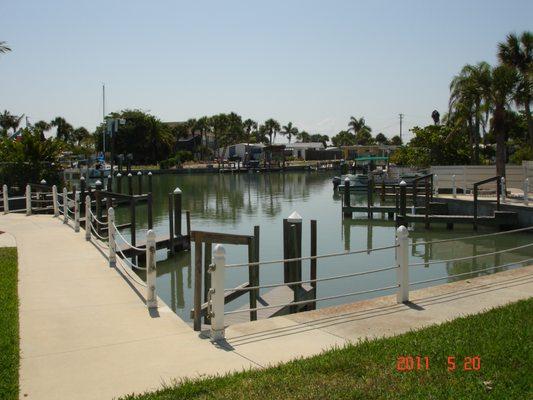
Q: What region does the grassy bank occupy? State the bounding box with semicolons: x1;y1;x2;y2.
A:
0;247;19;400
123;298;532;400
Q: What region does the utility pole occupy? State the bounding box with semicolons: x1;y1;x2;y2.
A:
399;113;404;143
102;84;106;155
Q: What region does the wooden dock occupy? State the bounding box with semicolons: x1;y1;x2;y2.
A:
397;210;518;228
116;233;190;256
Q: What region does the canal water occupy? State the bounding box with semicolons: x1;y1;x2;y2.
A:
113;172;533;322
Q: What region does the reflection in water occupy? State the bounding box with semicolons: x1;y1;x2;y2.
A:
111;172;532;322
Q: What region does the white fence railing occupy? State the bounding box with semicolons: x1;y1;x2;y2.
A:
207;224;533;341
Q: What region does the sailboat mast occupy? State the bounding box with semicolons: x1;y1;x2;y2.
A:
102;84;106;154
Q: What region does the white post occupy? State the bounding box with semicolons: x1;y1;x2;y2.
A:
108;207;116;267
145;229;158;309
52;185;58;217
501;177;506;204
62;187;68;224
524;178;529;206
210;244;226;341
3;184;8;214
434;174;439;197
25;184;31;216
74;190;80;232
85;195;92;240
396;225;409;303
452;174;457;198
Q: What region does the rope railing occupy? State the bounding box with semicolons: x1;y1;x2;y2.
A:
88;209;107;226
408;242;533;267
115;245;146;270
411;225;533;247
112;223;145;252
225;243;399;268
223;284;400;315
223;264;399;293
115;257;148;286
90;223;109;241
410;257;533;286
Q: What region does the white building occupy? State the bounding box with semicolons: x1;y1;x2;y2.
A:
217;143;266;160
286;142;325;160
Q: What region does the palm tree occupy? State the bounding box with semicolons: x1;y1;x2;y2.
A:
243;119;258;143
296;130;311;142
263;119;280;144
348;116;366;135
51;117;73;143
72;127;90;146
449;62;492;163
489;65;518;177
498;31;532;144
375;133;389;145
0;41;11;54
281;122;298;144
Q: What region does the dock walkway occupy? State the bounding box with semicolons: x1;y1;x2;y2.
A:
1;213;532;400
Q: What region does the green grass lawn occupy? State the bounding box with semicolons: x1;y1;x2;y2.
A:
0;247;19;400
123;298;532;400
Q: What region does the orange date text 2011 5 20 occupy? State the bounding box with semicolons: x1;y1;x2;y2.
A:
396;356;481;372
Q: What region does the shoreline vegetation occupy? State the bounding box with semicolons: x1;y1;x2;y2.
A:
0;247;19;400
1;31;531;190
121;298;533;400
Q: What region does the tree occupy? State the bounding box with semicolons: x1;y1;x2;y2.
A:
489;65;518;177
281;122;298;144
348;116;366;135
390;135;403;146
0;41;11;55
0;128;63;188
296;130;311;142
375;133;389;145
309;134;329;147
95;109;175;164
0;110;24;136
243;119;258;142
262;118;280;144
72;127;90;146
331;130;356;147
390;125;470;167
498;31;532;144
449;62;492;164
51;116;74;144
355;126;374;145
431;110;440;125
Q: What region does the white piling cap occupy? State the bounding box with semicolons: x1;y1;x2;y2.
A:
95;180;102;186
108;207;114;217
40;179;47;184
174;187;182;194
344;176;351;182
214;243;226;257
127;173;132;177
287;211;302;223
396;225;409;238
399;180;407;186
80;176;85;181
148;172;152;176
137;171;142;175
116;173;122;177
146;229;156;242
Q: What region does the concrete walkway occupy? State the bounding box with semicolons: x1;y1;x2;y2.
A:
1;213;532;400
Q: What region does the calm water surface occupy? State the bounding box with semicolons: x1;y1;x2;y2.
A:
113;172;533;322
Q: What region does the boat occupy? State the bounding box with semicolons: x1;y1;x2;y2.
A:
332;174;368;191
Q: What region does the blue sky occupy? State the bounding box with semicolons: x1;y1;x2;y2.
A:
1;0;532;141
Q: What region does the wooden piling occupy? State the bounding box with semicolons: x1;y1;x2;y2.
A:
380;180;385;203
127;173;133;196
168;194;175;255
186;211;191;238
148;172;153;193
193;232;203;331
473;185;478;231
343;178;351;217
116;173;122;194
367;178;373;219
424;179;430;229
147;192;153;229
203;242;212;324
137;171;143;195
310;219;317;310
400;182;407;217
174;188;182;237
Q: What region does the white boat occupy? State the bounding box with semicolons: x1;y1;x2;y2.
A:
332;174;369;191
